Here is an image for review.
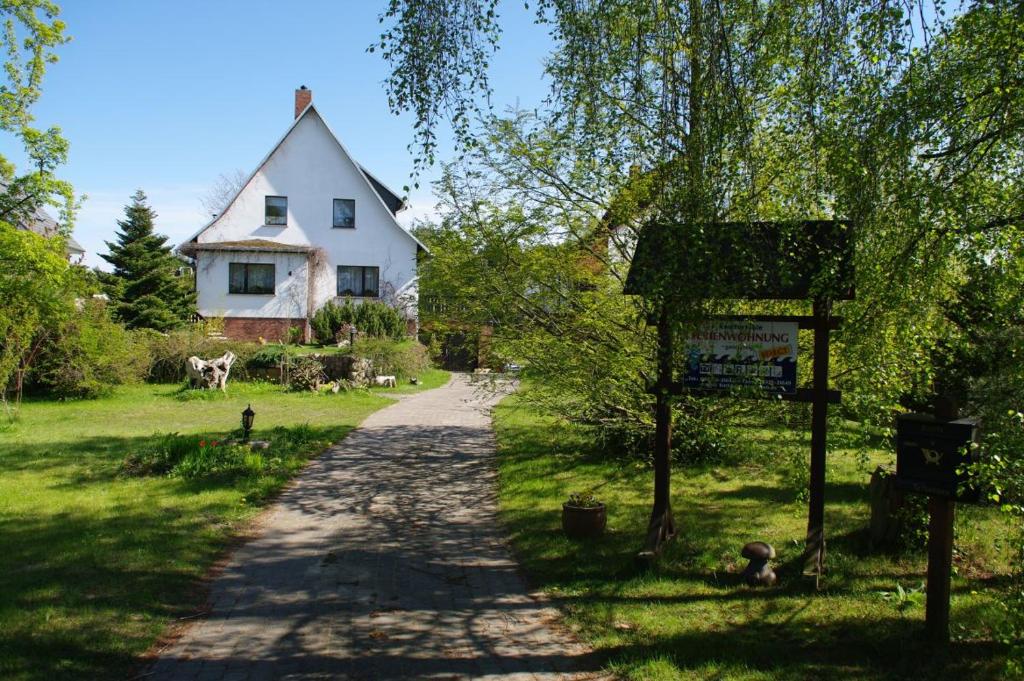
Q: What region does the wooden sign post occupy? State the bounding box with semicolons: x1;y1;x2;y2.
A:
804;298;831;577
894;414;979;644
624;220;853;569
926;496;956;644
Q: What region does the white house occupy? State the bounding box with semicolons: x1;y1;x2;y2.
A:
179;86;426;341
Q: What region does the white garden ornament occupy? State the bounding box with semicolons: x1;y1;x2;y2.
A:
185;351;237;391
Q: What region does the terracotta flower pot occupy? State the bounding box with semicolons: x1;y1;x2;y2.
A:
561;502;607;539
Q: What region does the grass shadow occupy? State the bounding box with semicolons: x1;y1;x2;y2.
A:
493;395;1015;680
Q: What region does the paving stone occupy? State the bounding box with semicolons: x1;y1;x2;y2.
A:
148;374;604;680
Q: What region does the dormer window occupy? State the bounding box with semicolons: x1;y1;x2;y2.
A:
333;199;355;228
265;196;287;225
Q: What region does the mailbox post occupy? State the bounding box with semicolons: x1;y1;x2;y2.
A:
894;414;979;645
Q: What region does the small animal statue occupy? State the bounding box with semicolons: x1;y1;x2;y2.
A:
741;541;777;587
373;375;397;388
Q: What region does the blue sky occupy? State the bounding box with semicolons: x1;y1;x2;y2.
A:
4;1;553;267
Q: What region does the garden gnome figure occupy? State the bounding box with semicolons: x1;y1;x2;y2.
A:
741;541;777;586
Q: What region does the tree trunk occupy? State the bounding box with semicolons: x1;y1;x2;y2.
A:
868;465;905;550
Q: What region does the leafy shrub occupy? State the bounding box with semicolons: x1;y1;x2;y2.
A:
310;302;342;344
121;433;202;476
288;356;326;392
172;440;257;479
248;344;296;369
121;425;332;485
142;321;260;382
566;492;602;508
355;339;430;379
672;413;729;464
121;434;263;479
287;325;306;345
30;299;150;398
311;299;406;344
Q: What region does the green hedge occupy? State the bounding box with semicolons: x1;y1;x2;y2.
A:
311;299;406;344
354;338;429;379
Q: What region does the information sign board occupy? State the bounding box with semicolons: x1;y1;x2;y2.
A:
683;320;798;394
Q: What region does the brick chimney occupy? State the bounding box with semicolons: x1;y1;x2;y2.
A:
294;85;312;118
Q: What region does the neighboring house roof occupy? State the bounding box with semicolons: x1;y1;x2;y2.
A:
66;233;85;255
3;191;84;257
180;238;314;256
179;102;428;254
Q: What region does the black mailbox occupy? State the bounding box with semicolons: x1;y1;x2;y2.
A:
895;414;979;500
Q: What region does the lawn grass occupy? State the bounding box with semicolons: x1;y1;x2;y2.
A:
0;374;446;681
367;366;451;394
493;394;1016;680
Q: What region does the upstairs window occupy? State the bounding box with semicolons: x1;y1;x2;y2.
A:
229;263;275;294
333;198;355;228
337;265;379;297
265;196;287;225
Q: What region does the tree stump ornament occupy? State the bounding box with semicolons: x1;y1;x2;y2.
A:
185;351;237;390
741;541;777;586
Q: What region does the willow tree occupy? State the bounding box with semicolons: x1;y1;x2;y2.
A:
377;0;1022;560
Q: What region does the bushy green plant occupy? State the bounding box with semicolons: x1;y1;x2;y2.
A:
354;339;429;379
247;344;296;369
120;433;201;476
566;492;602;508
30;299;150;398
120;434;265;480
310;302;343;343
172;440;256;480
311;299;406;344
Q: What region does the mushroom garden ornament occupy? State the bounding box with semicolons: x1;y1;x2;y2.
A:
741;541;777;586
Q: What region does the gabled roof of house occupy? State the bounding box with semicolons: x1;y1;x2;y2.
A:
359;165;407;215
179;103;428;254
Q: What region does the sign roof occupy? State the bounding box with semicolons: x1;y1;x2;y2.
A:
623;220;854;301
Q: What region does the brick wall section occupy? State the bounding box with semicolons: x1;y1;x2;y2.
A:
223;317;310;343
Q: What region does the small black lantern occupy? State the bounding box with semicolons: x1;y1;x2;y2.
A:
241;404;255;441
349;324;357;349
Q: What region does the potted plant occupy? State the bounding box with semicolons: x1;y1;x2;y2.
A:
561;492;606;539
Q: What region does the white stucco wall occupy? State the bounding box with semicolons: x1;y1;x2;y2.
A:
191;107;419;320
195;250;310;319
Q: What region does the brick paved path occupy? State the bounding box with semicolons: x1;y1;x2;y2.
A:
148;374;602;680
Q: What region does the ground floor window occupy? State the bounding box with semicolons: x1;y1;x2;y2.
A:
229;263;275;294
337;265;379;297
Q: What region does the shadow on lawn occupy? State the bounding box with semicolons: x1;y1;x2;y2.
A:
0;424;352;681
0;497;234;680
496;406;1011;680
714;480;869;505
598;608;1006;680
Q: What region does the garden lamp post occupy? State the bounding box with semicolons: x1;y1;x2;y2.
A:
241;404;255;442
349;324;357;349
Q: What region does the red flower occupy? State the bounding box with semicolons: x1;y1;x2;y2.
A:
211;440;219;447
199;440;206;447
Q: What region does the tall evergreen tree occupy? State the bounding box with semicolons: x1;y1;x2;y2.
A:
101;190;195;330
